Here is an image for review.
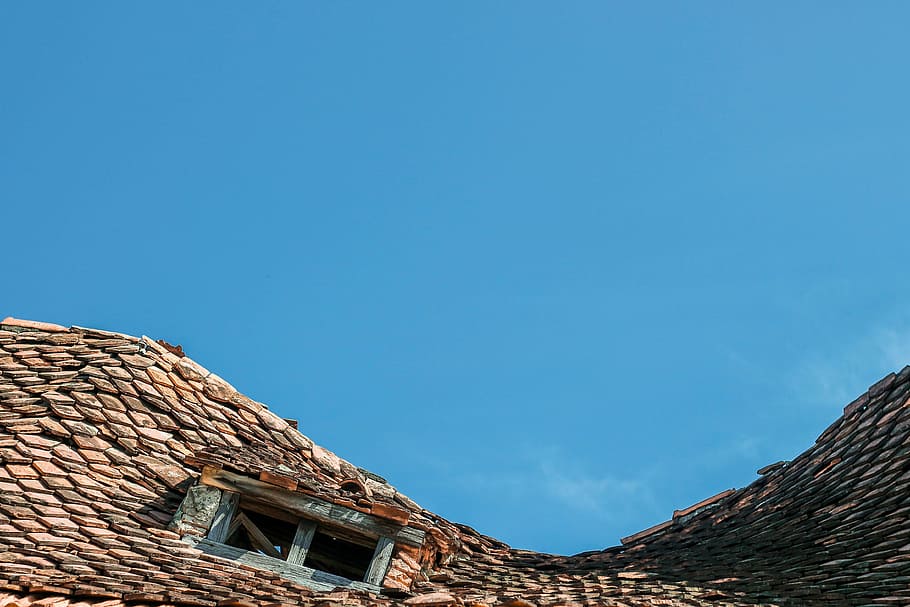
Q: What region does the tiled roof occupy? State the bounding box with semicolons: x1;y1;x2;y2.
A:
1;317;908;607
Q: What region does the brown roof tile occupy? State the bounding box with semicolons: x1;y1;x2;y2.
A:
2;319;910;607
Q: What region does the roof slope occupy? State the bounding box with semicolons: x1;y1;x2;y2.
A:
1;318;908;607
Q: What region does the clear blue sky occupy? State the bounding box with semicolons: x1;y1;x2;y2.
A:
3;3;910;555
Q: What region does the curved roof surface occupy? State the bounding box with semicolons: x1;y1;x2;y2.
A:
1;317;909;607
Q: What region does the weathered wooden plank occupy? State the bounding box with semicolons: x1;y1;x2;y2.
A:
236;512;282;559
226;515;242;540
208;491;239;543
393;524;425;547
201;466;426;547
188;537;380;593
364;535;395;586
240;495;300;525
286;519;317;565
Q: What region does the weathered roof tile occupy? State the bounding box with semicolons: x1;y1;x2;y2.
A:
2;320;909;607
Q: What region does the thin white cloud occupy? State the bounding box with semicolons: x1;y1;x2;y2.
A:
442;445;658;521
874;327;910;371
529;445;659;520
538;459;650;514
711;435;762;462
793;324;910;409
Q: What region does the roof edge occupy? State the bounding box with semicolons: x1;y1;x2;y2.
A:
1;316;68;333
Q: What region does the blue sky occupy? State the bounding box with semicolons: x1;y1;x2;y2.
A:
3;3;910;554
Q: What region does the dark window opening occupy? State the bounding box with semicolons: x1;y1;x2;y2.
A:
225;508;297;561
204;490;398;588
304;527;376;580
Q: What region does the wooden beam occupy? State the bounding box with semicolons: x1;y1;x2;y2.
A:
187;536;381;593
236;512;282;559
239;496;300;525
225;515;242;541
286;519;317;565
208;491;239;543
201;467;425;547
364;535;395;586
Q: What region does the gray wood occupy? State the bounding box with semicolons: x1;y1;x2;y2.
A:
202;467;426;547
364;535;395;586
188;536;381;593
207;491;239;543
225;515;242;540
236;512;282;559
286;519;317;565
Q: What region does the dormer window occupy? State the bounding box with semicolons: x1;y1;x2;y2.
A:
171;466;423;593
214;495;387;583
305;523;377;579
221;502;302;560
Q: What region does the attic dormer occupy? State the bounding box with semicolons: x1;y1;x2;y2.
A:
169;460;427;594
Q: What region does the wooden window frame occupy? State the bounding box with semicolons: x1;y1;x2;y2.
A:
189;466;423;593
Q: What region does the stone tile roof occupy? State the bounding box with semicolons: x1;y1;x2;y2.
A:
1;317;908;607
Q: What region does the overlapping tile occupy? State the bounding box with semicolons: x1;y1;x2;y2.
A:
1;317;909;607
